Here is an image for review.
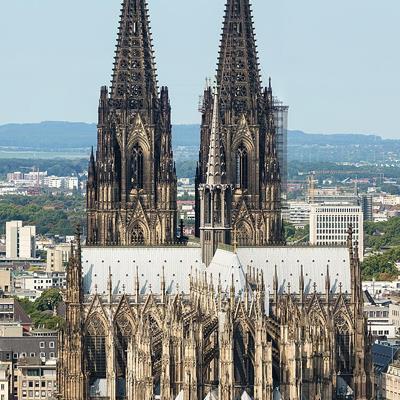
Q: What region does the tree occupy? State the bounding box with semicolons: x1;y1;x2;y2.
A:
18;289;65;329
35;289;62;312
361;247;400;280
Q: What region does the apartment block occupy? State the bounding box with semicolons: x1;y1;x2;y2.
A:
5;222;36;259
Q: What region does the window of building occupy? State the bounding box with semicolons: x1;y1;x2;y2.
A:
235;144;248;189
49;341;54;349
39;342;45;349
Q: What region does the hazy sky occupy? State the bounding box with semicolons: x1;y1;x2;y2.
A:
0;0;399;138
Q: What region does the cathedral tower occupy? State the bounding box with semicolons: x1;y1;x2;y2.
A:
87;0;177;246
195;0;283;247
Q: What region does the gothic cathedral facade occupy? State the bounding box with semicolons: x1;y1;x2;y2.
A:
58;0;374;399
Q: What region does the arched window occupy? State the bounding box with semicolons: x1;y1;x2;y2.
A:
335;315;352;374
115;314;134;398
205;191;212;224
85;317;107;387
130;223;145;245
131;144;144;189
236;221;252;246
235;144;248;189
214;190;222;224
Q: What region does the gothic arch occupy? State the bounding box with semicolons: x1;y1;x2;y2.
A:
235;219;254;246
235;143;249;189
127;114;151;153
127;220;149;245
232;119;255;155
84;314;108;388
233;320;255;395
114;311;136;397
334;312;353;375
128;144;145;189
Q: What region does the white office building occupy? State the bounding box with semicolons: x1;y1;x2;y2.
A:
309;204;364;260
282;201;311;228
5;221;36;259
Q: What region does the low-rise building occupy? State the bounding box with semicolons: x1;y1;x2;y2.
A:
0;363;11;400
0;270;11;294
282;201;311;228
364;302;397;339
15;358;57;400
0;330;58;366
16;271;66;294
382;360;400;399
46;244;71;272
0;299;31;332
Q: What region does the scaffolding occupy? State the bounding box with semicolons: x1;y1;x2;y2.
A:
273;97;289;201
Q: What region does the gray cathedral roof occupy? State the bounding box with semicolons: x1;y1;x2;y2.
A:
81;245;351;296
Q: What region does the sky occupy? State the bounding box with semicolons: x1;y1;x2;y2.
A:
0;0;399;138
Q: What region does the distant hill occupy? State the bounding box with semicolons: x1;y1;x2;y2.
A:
0;122;398;160
288;130;385;146
0;122;96;149
0;122;200;150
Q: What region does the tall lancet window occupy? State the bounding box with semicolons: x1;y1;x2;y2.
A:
131;144;144;189
236;144;248;189
85;317;107;387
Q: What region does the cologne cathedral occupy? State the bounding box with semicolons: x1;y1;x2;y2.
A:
58;0;374;399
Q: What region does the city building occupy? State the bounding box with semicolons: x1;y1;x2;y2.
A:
362;280;400;299
15;358;57;400
58;0;374;399
282;201;311;228
309;204;364;259
0;330;57;363
0;270;11;294
0;299;31;332
177;200;195;224
361;194;373;221
46;244;71;272
15;271;66;294
381;361;400;399
0;363;11;400
5;221;36;259
372;343;400;400
364;302;396;339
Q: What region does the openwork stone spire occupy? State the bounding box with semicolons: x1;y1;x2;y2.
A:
217;0;261;113
205;86;226;186
110;0;158;110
